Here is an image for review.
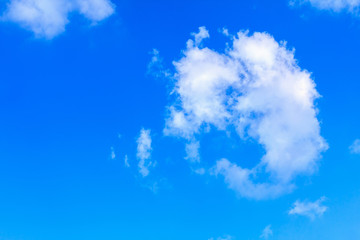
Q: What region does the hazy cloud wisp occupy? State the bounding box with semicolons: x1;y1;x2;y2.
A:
136;128;153;177
260;225;273;239
290;0;360;14
289;197;328;219
349;139;360;154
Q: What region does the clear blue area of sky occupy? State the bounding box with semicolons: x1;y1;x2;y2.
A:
0;0;360;239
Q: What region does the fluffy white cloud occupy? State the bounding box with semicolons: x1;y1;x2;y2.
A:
1;0;115;39
260;225;273;239
349;139;360;154
164;27;327;199
290;0;360;13
289;197;328;219
136;128;153;177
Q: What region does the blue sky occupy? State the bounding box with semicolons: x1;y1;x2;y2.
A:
1;0;360;239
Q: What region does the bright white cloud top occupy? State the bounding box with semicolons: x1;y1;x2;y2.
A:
1;0;115;39
289;197;328;219
136;128;153;177
290;0;360;13
164;27;328;199
349;139;360;154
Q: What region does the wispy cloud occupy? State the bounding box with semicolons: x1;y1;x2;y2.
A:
185;140;200;163
289;197;328;220
110;146;116;160
260;225;273;239
349;139;360;154
208;235;233;240
147;48;171;79
191;26;209;46
1;0;115;39
192;167;206;175
290;0;360;14
136;128;153;177
162;27;327;199
124;154;130;167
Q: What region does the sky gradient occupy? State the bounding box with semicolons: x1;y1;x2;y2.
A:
1;0;360;239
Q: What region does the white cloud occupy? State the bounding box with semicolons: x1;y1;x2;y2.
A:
191;26;210;47
163;27;327;199
290;0;360;13
147;49;171;79
349;139;360;154
213;159;293;199
136;128;153;177
185;140;200;162
260;225;273;239
124;154;130;167
289;197;328;220
193;167;206;175
1;0;115;39
76;0;114;21
110;146;115;160
208;235;233;240
222;27;230;37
